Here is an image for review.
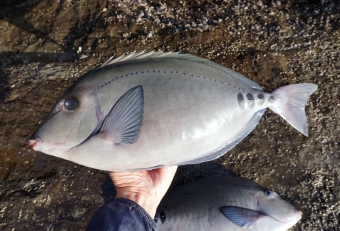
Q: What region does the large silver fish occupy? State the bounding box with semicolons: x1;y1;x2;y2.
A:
29;51;317;171
155;176;302;231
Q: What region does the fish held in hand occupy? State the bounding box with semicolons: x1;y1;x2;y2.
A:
29;51;317;171
155;176;302;231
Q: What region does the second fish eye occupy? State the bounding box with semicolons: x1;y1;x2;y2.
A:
64;97;79;110
264;190;273;197
160;211;166;223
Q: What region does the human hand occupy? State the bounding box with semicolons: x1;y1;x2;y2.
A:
108;166;178;217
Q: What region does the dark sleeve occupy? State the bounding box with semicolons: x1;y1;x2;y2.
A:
85;198;159;231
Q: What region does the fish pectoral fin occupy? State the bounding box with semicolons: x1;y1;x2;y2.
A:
99;85;144;145
219;206;266;229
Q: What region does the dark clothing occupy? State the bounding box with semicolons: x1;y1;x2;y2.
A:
85;198;158;231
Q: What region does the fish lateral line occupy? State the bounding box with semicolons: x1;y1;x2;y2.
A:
94;67;245;94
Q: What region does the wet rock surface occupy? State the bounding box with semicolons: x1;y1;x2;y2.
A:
0;0;339;230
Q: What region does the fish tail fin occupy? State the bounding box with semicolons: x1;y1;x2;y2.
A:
269;83;318;137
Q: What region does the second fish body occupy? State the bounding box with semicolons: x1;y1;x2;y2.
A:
155;176;302;231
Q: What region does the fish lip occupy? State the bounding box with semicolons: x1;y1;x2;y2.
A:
28;135;43;150
296;209;303;218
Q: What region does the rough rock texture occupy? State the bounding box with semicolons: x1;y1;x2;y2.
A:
0;0;339;230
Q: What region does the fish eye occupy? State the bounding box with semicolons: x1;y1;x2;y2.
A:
264;190;274;198
160;211;166;223
64;97;79;110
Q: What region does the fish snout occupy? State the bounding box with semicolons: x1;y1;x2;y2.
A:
28;136;42;150
296;210;303;218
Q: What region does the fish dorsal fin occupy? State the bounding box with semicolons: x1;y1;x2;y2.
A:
98;85;144;145
219;206;266;228
101;51;181;67
101;51;262;90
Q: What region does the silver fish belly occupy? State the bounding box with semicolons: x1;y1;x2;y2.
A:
29;52;318;171
155;176;302;231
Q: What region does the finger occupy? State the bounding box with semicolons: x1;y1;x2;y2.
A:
160;165;178;178
108;170;146;186
153;166;178;186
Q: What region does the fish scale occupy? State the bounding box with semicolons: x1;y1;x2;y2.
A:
29;51;317;171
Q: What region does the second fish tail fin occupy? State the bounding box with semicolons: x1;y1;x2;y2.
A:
269;83;318;137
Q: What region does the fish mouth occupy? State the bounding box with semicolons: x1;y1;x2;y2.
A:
295;209;303;219
29;134;76;152
28;135;43;151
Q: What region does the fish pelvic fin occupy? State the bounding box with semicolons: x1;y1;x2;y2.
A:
269;83;318;137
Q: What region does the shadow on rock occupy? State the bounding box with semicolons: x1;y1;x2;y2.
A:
101;174;116;204
0;0;63;50
172;161;237;189
0;0;75;66
0;0;102;67
0;51;76;66
0;68;9;104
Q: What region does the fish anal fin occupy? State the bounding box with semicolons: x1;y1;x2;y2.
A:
100;85;144;145
219;206;266;229
129;165;165;171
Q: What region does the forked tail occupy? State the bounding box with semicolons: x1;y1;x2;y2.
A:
269;83;318;137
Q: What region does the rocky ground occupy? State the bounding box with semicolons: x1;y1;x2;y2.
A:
0;0;339;230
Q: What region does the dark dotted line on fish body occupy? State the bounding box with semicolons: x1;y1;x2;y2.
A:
96;69;258;111
96;69;244;92
193;74;245;91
